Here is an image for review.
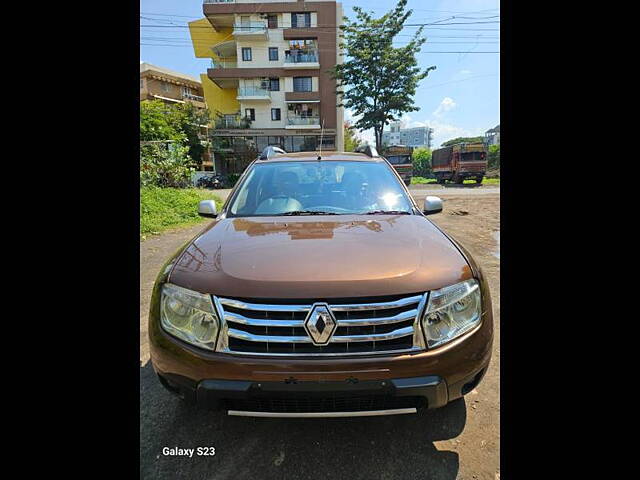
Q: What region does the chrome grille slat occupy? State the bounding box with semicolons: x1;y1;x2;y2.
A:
216;293;428;356
227;326;415;344
224;311;305;327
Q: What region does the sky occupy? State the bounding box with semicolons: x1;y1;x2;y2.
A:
140;0;500;148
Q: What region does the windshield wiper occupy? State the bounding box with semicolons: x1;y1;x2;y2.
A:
364;210;412;215
280;210;338;216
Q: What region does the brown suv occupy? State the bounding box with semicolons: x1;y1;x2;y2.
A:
148;151;493;417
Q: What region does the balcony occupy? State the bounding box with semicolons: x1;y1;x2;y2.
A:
237;87;271;101
210;59;238;69
284;49;320;69
183;93;205;103
233;22;268;39
286;116;321;129
214;114;251;129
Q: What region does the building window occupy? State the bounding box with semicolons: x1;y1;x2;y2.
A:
241;47;252;61
269;78;280;91
288;103;314;117
162;82;170;93
291;12;311;28
268;47;279;61
245;108;255;121
271;108;281;121
267;15;278;29
293;76;312;92
140;78;144;90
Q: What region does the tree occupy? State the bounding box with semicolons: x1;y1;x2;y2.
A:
441;136;484;147
412;147;432;177
140;100;212;170
140;100;185;143
343;121;363;152
487;144;500;169
331;0;435;151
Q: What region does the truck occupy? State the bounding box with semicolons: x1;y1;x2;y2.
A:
381;145;414;186
432;142;487;184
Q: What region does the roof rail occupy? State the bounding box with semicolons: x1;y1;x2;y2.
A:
354;145;380;158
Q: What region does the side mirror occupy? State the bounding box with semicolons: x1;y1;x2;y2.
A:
423;196;443;215
198;200;217;218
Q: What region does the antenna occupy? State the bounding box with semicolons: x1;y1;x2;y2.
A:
317;119;325;160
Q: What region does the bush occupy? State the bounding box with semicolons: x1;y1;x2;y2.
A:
412;147;432;177
487;144;500;169
140;143;196;188
140;187;223;238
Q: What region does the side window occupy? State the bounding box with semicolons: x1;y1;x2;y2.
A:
268;47;279;61
267;15;278;29
245;108;255;121
241;47;252;61
269;78;280;91
271;108;281;121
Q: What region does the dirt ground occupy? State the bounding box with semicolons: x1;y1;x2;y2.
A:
139;189;500;480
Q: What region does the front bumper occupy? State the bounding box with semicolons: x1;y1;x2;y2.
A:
156;368;487;416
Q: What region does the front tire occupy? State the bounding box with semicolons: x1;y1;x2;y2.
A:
476;176;484;184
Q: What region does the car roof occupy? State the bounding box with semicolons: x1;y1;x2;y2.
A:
255;151;385;163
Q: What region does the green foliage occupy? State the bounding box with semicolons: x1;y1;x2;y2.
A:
140;100;212;170
226;173;241;188
343;121;362;152
411;176;437;185
140;187;223;239
487;144;500;169
412;147;432;177
331;0;435;150
441;136;484;147
140;143;196;188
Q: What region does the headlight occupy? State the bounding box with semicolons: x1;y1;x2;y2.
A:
160;283;220;350
421;279;482;348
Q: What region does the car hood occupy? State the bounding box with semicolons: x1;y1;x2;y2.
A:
169;215;472;299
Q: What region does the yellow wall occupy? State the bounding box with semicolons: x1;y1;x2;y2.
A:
189;19;239;117
188;18;233;58
200;74;239;116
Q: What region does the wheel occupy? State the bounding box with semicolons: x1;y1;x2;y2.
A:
454;174;464;184
476;176;484;184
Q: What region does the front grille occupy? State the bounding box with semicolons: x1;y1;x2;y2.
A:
215;293;427;356
224;395;427;413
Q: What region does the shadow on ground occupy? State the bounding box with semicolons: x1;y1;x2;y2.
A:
140;362;466;480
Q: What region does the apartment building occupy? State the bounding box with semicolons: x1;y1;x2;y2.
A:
485;124;500;146
189;0;344;175
382;121;433;149
140;62;206;108
140;62;213;170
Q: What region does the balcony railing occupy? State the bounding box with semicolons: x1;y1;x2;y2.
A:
287;116;320;126
215;115;251;129
233;22;267;33
237;87;271;98
284;49;319;64
183;93;205;102
210;59;238;69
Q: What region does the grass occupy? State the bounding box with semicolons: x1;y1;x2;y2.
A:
411;176;500;185
140;187;223;240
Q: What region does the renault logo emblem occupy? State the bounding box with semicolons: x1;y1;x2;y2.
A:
304;303;337;345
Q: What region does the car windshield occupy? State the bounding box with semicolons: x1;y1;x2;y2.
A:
228;160;414;216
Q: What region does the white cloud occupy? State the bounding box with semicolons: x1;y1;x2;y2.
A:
432;97;457;118
459;69;472;75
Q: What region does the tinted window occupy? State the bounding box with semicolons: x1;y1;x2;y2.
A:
228;161;413;216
